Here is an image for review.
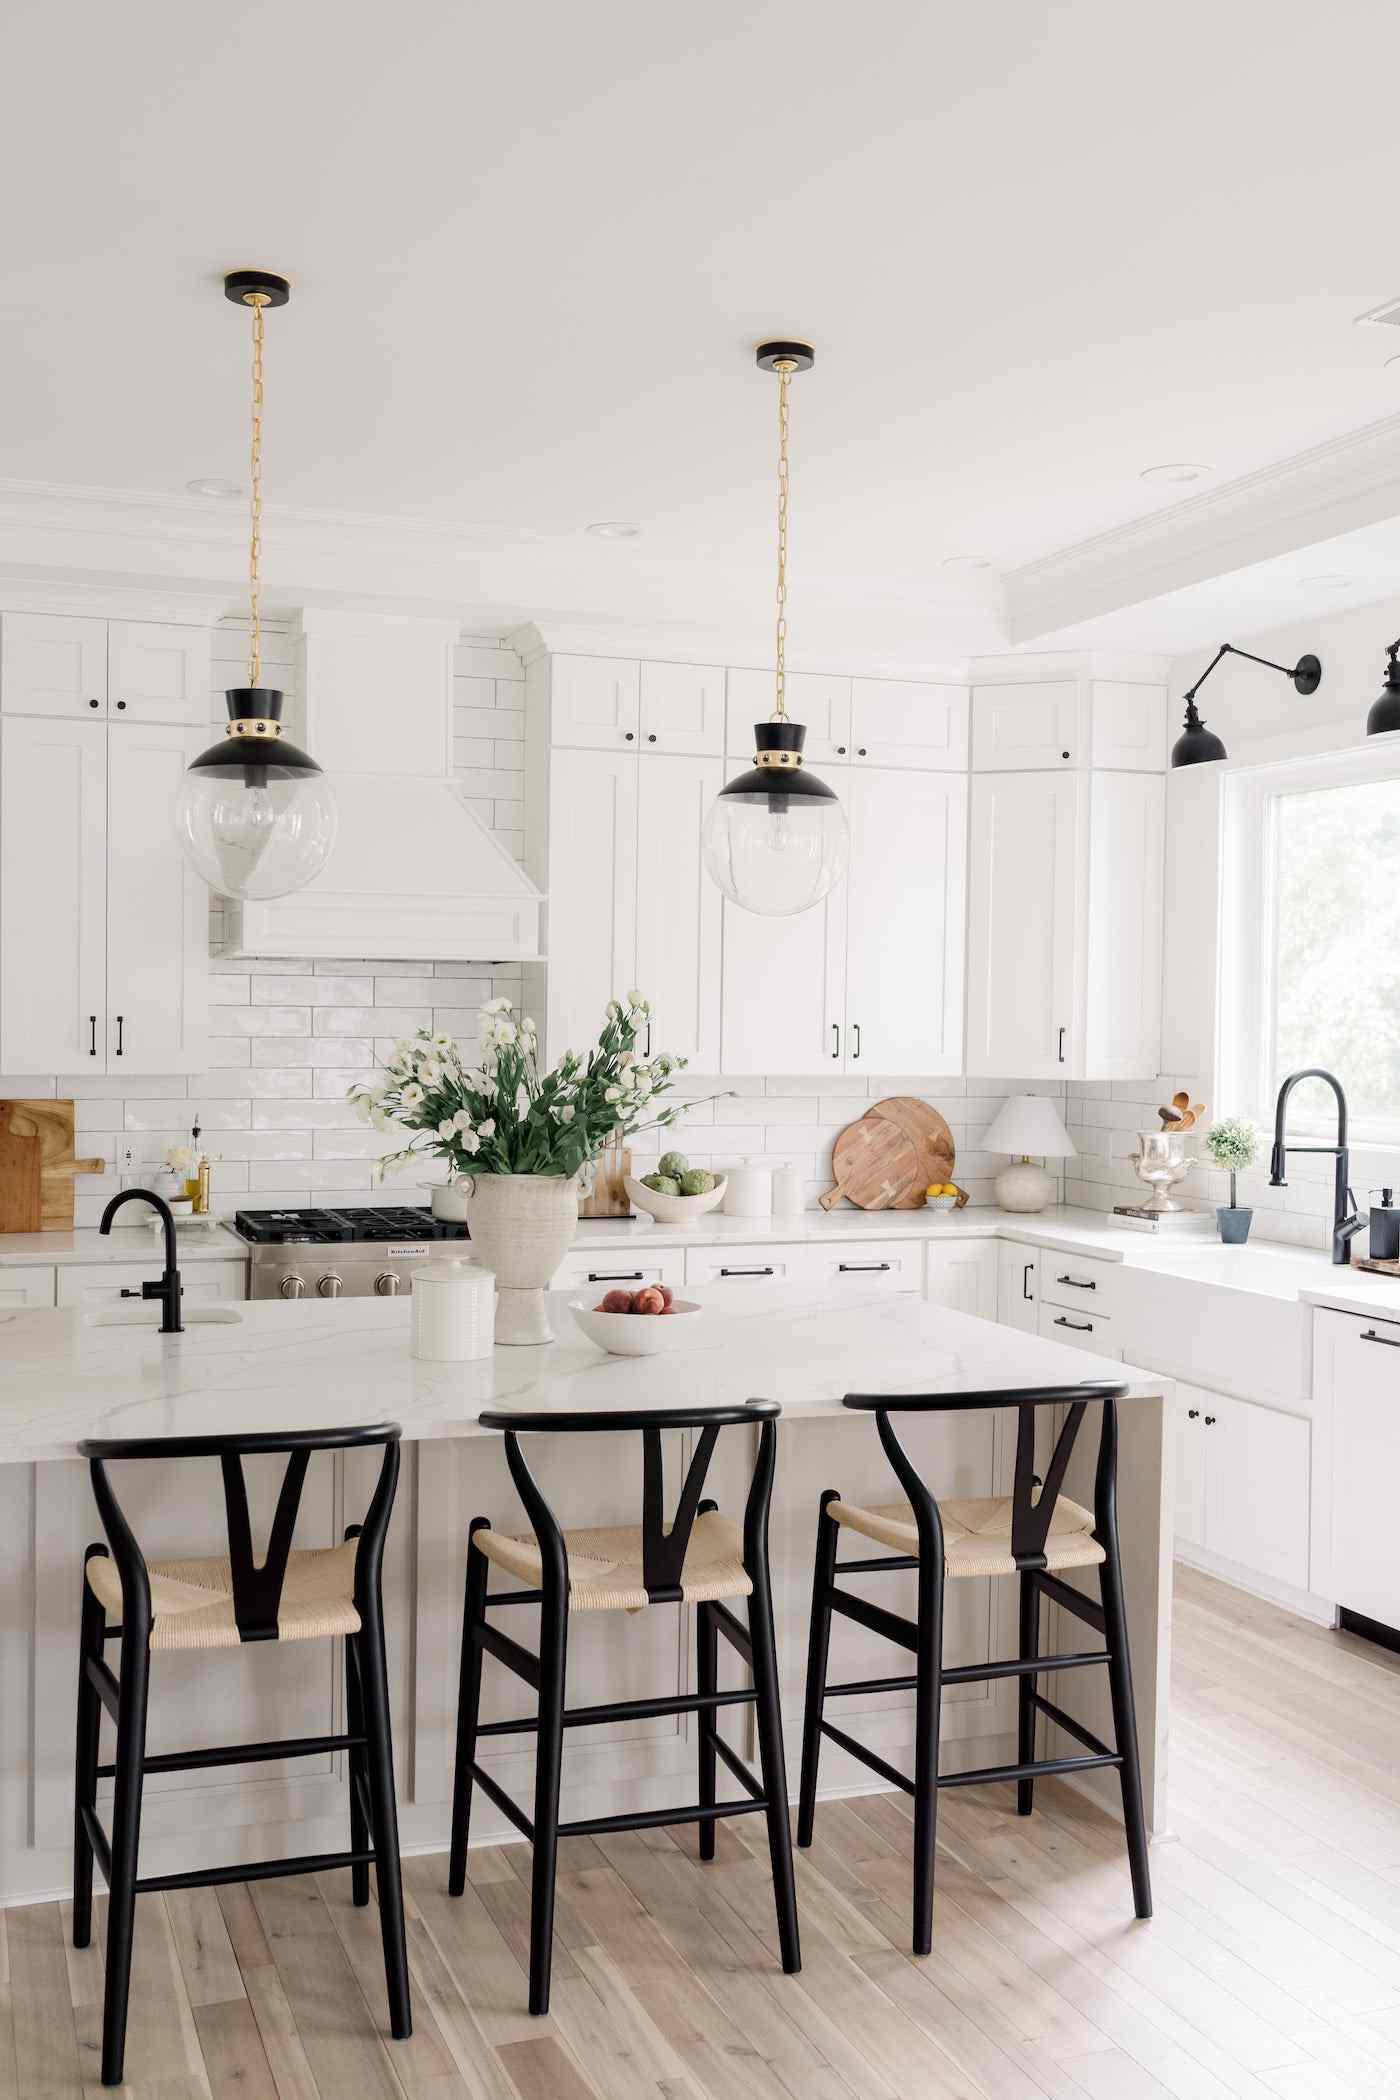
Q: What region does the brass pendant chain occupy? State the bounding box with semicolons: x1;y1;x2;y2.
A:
247;292;268;687
773;358;793;723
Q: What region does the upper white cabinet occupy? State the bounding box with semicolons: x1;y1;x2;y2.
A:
965;767;1163;1080
548;655;641;751
972;676;1166;774
1089;680;1167;771
634;752;722;1065
726;669;851;765
1;613;210;725
720;880;846;1076
850;679;968;770
639;661;724;754
0;714;208;1075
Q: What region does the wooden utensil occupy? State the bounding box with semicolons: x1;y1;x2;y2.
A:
818;1114;923;1212
866;1096;957;1197
578;1130;633;1219
0;1099;105;1232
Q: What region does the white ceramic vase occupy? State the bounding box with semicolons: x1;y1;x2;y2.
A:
463;1173;579;1345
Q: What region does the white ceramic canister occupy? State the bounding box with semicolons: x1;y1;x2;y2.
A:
723;1157;772;1219
770;1164;804;1219
411;1258;496;1361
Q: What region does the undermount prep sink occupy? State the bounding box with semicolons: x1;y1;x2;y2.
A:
83;1305;244;1329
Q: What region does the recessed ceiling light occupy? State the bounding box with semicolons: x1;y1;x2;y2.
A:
1301;574;1354;591
941;554;993;571
185;476;243;498
586;520;641;539
1139;463;1211;486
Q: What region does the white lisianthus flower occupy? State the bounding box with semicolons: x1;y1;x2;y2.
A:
437;1119;457;1142
555;1103;576;1124
458;1128;481;1155
419;1064;442;1089
606;999;622;1021
401;1083;424;1108
453;1108;475;1133
432;1032;453;1051
604;1085;622;1104
476;1118;496;1138
626;990;649;1014
482;997;513;1017
464;1069;491;1092
370;1107;391;1131
620;1066;638;1090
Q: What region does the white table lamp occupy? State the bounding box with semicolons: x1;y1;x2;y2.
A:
982;1094;1076;1213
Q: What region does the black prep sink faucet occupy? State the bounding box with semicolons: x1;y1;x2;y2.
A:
1268;1068;1364;1267
100;1188;184;1332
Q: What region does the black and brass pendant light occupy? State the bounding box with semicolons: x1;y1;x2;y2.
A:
176;271;337;899
1170;641;1323;768
1365;637;1400;736
701;342;849;915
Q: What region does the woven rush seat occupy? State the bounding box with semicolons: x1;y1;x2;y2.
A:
85;1540;361;1651
827;1491;1105;1577
473;1509;752;1612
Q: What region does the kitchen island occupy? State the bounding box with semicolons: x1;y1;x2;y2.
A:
0;1287;1170;1906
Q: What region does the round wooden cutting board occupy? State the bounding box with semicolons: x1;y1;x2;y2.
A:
818;1115;922;1212
867;1096;957;1193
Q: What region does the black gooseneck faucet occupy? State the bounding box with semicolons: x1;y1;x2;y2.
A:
1268;1069;1364;1266
100;1188;184;1332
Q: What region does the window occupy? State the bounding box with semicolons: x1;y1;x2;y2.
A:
1220;745;1400;1145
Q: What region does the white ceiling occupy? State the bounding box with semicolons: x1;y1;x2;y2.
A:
4;0;1400;657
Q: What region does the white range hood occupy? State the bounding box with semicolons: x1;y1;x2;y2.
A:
220;610;542;962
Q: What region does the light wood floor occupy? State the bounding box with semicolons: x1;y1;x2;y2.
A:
7;1565;1400;2098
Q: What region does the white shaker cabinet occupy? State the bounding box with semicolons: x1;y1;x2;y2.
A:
849;679;968;770
639;661;724;755
1;612;210;725
548;655;641;751
725;669;851;766
924;1240;998;1320
972;682;1082;770
996;1242;1040;1331
842;766;965;1075
1172;1381;1310;1592
720;882;846;1076
107;622;212;726
965;768;1163;1081
1315;1311;1400;1630
0;715;208;1075
634;752;722;1065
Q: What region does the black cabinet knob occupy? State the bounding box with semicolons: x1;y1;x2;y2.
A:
88;698;99;709
116;699;126;710
624;731;634;741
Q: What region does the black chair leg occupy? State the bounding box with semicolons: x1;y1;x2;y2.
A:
448;1520;490;1898
911;1557;945;1959
1017;1570;1040;1817
101;1621;150;2088
73;1552;106;1951
749;1562;801;1974
355;1612;412;2038
797;1490;839;1848
696;1600;718;1862
528;1589;568;2017
1100;1535;1153;1919
345;1635;371;1907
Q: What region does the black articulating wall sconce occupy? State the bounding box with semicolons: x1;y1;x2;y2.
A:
1170;641;1322;768
1365;638;1400;737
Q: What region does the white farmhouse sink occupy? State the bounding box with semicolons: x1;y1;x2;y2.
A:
83;1305;244;1329
1144;1243;1335;1299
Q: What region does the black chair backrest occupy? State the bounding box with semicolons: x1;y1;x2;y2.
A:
79;1423;402;1643
842;1382;1129;1572
477;1401;780;1606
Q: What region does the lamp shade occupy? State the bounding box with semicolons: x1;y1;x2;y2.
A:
982;1094;1076;1160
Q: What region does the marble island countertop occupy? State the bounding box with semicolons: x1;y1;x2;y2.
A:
0;1223;245;1267
0;1286;1167;1463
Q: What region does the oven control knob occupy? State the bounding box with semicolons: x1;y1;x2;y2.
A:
317;1274;343;1299
374;1272;401;1297
279;1274;306;1299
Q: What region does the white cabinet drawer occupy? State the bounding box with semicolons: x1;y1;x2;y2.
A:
792;1241;921;1292
925;1240;998;1320
56;1259;247;1309
685;1244;808;1287
1038;1254;1122;1318
0;1265;57;1309
1037;1299;1120;1359
554;1249;686;1294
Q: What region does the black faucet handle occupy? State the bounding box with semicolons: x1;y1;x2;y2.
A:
1268;1138;1287;1187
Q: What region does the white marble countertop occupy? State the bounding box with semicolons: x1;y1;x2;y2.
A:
0;1286;1166;1463
572;1204;1196;1260
0;1224;246;1268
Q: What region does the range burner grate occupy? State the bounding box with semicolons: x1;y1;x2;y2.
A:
234;1205;469;1245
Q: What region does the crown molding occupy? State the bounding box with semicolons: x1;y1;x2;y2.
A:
508;616;970;683
1007;408;1400;644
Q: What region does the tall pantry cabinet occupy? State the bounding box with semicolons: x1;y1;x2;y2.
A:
0;611;213;1074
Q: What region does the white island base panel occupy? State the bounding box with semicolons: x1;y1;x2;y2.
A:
0;1289;1169;1907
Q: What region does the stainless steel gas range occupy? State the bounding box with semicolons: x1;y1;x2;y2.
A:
234;1205;470;1300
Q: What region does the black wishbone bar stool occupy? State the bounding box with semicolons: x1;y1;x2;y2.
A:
798;1382;1151;1957
448;1399;800;2014
73;1424;410;2088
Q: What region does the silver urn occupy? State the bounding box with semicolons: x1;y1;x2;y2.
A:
1129;1130;1195;1213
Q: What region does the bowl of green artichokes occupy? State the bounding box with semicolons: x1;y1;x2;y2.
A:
625;1152;728;1223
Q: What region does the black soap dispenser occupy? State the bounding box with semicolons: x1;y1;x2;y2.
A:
1368;1188;1400;1263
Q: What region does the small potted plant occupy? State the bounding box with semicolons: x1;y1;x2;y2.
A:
1204;1116;1260;1244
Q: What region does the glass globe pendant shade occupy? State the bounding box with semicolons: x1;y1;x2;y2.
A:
702;720;849;916
176;689;337;900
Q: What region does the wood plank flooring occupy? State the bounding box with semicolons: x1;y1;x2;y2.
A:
6;1565;1400;2098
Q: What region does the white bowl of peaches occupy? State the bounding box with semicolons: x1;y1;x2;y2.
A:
567;1283;704;1357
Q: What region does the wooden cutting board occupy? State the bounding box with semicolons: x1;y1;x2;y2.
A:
0;1100;104;1232
818;1115;923;1212
867;1096;957;1194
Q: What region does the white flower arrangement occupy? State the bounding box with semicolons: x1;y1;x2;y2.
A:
347;991;712;1184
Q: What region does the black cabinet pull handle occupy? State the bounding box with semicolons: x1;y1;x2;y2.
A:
838;1261;891;1273
1204;1414;1217;1425
586;1271;646;1283
644;1020;652;1056
719;1266;775;1277
1055;1274;1096;1290
1187;1408;1200;1419
831;1023;840;1060
89;1014;97;1056
1361;1327;1400;1347
1053;1314;1093;1331
1058;1025;1066;1064
852;1022;861;1061
1022;1261;1034;1302
115;1014;124;1056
